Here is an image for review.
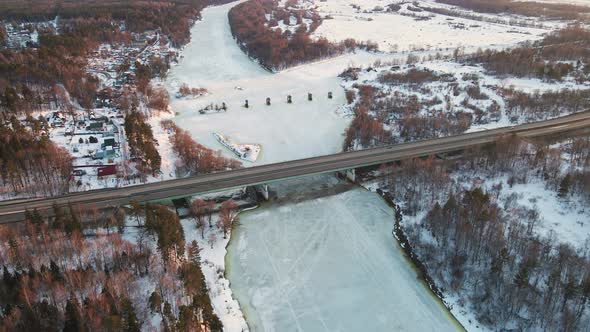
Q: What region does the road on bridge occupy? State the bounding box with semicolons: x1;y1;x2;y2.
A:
1;111;590;223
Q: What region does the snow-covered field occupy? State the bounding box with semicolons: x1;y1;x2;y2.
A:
226;177;461;332
489;176;590;248
165;0;575;166
313;0;556;52
340;59;590;139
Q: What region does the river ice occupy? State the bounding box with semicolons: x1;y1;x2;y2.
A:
227;179;461;332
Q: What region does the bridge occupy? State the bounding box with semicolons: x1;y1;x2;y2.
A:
1;111;590;223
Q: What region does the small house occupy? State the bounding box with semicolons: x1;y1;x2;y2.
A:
102;138;116;149
86;122;104;131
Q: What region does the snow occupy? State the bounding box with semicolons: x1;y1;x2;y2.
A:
342;59;590;138
213;132;261;162
49;0;589;329
500;179;590;247
149;110;178;180
166;1;268;84
226;181;461;332
312;0;555;52
516;0;590;5
165;1;358;166
181;215;250;332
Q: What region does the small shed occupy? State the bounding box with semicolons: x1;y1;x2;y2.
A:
98;165;117;176
102;138;116;148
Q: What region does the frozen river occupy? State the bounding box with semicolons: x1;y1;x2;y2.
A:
165;1;350;165
226;177;462;332
165;2;409;166
165;2;461;331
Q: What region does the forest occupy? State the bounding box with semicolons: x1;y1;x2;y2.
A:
343;73;590;151
0;0;205;46
0;201;223;331
373;134;590;331
228;0;377;70
342;72;473;151
0;0;208;115
436;0;590;20
470;26;590;81
0;116;72;198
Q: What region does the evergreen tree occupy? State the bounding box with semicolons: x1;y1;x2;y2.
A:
49;260;62;281
64;203;82;235
63;298;85;332
51;203;65;230
148;291;162;313
514;265;530;289
16;300;61;332
187;240;201;265
558;174;572;198
121;298;141;332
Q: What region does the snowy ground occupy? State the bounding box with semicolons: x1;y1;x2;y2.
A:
213;132;261;162
164;0;352;166
489;176;590;248
342;60;590;137
181;216;250;332
313;0;557;52
226;176;462;332
517;0;590;5
164;0;574;167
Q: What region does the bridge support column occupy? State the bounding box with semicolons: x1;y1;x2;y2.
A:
255;184;270;201
345;169;356;183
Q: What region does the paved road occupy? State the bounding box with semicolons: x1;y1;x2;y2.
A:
1;112;590;223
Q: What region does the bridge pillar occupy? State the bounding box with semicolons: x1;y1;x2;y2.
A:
255;184;270;201
345;169;356;183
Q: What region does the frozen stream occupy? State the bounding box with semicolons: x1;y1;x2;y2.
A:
164;2;461;331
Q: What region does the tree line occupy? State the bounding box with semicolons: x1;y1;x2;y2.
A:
0;0;207;46
469;26;590;81
124;111;162;177
0;116;72;197
341;48;590;152
161;120;242;176
436;0;590;20
228;0;377;70
376;135;590;330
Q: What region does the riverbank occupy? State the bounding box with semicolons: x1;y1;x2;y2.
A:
362;182;487;331
374;188;469;331
181;208;255;332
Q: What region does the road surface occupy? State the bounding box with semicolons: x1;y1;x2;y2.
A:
1;111;589;223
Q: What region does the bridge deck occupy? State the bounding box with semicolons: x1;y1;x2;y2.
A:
1;111;589;223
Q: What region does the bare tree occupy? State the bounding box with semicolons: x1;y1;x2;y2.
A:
218;200;238;239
